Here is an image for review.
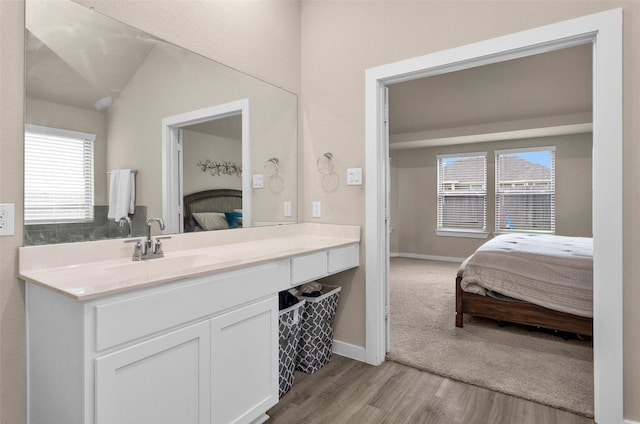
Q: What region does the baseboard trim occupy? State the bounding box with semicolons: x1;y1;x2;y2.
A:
391;252;465;263
332;339;367;362
624;420;640;424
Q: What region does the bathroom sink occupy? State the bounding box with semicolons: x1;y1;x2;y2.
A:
105;254;224;279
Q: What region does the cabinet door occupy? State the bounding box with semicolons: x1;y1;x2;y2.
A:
95;321;210;424
210;296;279;424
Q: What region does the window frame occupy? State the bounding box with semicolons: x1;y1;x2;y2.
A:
435;152;489;238
24;124;96;225
494;146;556;234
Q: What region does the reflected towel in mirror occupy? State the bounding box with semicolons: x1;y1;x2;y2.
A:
107;169;136;221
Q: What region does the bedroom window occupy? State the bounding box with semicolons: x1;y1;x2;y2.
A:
495;147;555;233
436;153;487;236
24;124;95;225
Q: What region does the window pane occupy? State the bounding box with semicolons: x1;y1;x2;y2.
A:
440;195;485;229
440;155;486;193
497;193;554;231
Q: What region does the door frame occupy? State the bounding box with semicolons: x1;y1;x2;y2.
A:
365;9;622;424
162;99;251;233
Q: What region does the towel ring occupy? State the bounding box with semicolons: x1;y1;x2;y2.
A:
317;153;334;175
264;158;279;177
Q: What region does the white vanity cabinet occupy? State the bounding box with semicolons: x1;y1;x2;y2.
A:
26;261;286;424
94;297;278;424
21;225;361;424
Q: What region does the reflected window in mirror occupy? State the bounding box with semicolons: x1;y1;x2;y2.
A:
25;124;95;225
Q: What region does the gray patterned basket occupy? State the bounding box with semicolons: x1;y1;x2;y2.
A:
295;284;341;374
279;299;305;397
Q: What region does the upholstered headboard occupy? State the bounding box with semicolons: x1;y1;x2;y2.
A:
183;189;242;232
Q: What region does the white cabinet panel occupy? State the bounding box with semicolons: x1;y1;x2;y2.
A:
95;322;210;424
210;296;278;424
290;251;328;286
328;244;359;274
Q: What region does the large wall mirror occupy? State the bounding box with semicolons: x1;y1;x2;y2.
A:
24;0;298;245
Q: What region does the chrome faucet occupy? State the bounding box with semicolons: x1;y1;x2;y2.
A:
124;218;171;261
146;218;165;254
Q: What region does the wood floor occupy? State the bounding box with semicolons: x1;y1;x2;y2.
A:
267;354;594;424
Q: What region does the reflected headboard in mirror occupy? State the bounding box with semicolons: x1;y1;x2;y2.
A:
24;0;297;245
183;189;243;233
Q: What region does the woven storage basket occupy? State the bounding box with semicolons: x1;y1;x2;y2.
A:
295;284;341;374
279;299;305;397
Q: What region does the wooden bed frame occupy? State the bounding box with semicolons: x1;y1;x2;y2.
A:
183;189;242;232
455;275;593;336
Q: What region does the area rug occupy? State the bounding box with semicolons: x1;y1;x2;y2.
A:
386;257;594;417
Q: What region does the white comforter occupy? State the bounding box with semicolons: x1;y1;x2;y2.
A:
459;233;593;318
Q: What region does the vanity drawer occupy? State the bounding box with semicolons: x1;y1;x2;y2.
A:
328;244;359;273
93;260;289;351
290;251;328;286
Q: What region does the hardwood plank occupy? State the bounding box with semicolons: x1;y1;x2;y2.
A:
369;364;446;424
433;378;497;424
347;404;389;424
267;355;594;424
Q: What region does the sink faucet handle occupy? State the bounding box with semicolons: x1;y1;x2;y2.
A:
123;238;143;244
124;238;144;261
154;239;164;256
153;236;171;256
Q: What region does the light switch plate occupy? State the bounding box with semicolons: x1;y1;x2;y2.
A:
252;174;264;189
347;168;363;185
0;203;15;236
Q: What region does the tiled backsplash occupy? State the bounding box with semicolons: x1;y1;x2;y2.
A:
24;206;147;245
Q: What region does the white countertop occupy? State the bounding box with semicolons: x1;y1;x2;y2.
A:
19;223;360;301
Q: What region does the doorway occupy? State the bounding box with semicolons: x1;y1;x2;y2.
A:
365;9;622;424
161;99;251;233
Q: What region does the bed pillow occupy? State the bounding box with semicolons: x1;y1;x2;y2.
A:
224;211;243;228
192;212;229;231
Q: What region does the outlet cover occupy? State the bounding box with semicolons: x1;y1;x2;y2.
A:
0;203;15;236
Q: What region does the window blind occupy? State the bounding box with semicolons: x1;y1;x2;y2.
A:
495;147;555;233
437;153;487;231
24;125;95;225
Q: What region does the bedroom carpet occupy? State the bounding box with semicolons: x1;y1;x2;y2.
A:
386;257;594;418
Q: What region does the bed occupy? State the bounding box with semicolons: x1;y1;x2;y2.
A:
183;189;243;232
455;233;593;336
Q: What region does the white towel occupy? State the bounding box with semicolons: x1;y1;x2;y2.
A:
107;169;136;221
